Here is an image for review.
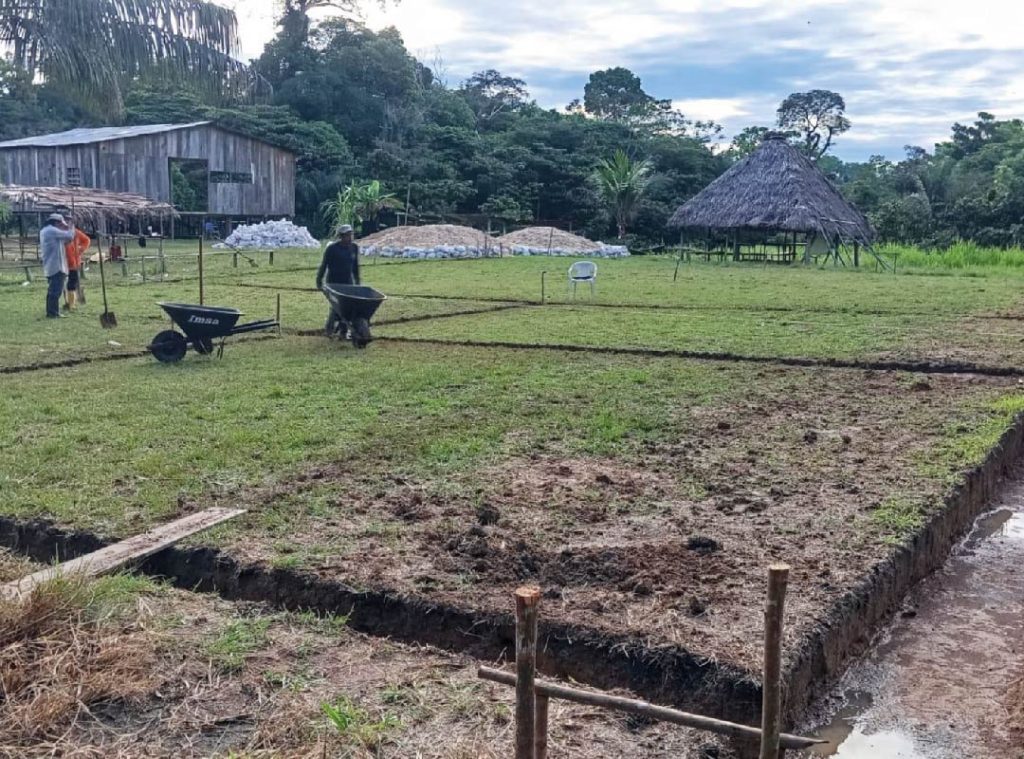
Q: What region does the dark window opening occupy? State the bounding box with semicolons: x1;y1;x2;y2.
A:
169;158;208;212
65;167;81;186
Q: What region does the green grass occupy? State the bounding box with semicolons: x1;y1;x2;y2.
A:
321;696;400;749
0;271;511;367
235;255;1024;314
205;616;273;672
879;241;1024;272
0;339;738;533
871;496;926;541
379;305;932;360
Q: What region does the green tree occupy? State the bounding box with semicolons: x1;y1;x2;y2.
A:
776;90;850;158
592;150;652;238
729;126;770;159
459;70;530;129
0;0;251;112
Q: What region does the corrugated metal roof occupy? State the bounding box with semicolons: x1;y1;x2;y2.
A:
0;122;212;149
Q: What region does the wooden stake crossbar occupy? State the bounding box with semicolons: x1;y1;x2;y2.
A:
0;508;245;600
489;566;820;755
478;667;822;751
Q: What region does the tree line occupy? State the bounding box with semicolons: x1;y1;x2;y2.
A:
0;1;1021;250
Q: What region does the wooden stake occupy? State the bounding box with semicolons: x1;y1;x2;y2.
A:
535;694;549;759
760;563;790;759
276;292;282;332
198;234;205;305
515;585;541;759
478;667;822;751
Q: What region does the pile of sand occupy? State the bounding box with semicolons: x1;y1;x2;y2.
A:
359;224;492;258
497;226;629;257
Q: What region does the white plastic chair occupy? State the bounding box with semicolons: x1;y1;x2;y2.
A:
568;260;597;299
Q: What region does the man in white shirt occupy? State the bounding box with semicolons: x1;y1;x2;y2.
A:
39;213;75;318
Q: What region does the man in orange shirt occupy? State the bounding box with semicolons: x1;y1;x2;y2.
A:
63;224;90;311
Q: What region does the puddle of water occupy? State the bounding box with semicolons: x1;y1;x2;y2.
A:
803;497;1024;758
965;508;1024;545
827;728;923;758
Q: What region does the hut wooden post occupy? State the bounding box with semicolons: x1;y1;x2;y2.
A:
760;563;790;759
515;586;541;759
853;242;860;267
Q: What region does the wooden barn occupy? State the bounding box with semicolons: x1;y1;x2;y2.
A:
0;122;296;234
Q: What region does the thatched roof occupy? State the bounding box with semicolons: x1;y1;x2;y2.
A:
668;134;874;244
0;185;176;227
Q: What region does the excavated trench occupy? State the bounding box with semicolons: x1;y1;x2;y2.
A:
2;408;1022;753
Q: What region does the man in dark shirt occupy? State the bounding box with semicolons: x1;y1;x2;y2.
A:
316;224;361;335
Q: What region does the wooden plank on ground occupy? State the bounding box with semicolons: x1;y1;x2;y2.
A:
0;507;245;601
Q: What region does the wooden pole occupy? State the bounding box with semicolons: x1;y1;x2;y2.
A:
535;694;549;759
478;667;822;751
276;293;281;333
515;586;541;759
760;563;790;759
198;234;205;305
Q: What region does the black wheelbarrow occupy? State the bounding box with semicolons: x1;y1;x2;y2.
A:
322;284;387;349
149;302;279;363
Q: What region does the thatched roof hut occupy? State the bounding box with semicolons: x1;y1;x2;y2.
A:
0;184;176;230
668;134;874;248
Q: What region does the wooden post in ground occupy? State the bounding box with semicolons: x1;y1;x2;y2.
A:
760;563;790;759
535;694;549;759
515;585;541;759
198;235;205;305
276;293;282;334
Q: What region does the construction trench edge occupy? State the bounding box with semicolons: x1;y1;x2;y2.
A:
0;411;1021;756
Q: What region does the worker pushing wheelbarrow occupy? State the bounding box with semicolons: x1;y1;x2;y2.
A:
317;224;386;349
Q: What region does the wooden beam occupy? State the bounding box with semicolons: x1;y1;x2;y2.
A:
0;508;245;600
478;667;823;751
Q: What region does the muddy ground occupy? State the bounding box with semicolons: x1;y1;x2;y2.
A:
198;365;1020;679
796;479;1024;758
0;550;726;758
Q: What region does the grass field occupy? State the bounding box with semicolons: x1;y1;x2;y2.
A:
2;253;1024;753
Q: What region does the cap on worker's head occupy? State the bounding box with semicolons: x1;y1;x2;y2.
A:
46;213;66;223
338;224;354;235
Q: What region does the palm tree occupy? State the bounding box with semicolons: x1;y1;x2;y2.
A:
0;0;250;112
593;149;652;239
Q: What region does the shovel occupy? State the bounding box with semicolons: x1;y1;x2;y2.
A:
98;239;117;328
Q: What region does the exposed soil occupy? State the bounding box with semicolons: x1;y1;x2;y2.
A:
0;554;723;758
205;366;1019;682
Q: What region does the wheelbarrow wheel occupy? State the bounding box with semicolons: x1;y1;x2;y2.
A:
150;330;187;363
192;336;215;355
350;318;372;349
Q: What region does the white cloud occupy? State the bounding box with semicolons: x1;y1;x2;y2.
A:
672;98;752;123
233;0;1024;159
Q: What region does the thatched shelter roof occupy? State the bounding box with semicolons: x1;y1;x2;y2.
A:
0;185;176;228
668;134;874;244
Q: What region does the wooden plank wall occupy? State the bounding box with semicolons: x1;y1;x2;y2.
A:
0;125;296;217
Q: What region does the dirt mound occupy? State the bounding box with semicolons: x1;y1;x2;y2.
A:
497;226;628;257
358;223;489;249
498;227;605;252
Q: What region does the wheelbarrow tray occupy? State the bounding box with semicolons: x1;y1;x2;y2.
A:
322;285;387;324
158;302;242;340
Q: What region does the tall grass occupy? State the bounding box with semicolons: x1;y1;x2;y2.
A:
879;242;1024;271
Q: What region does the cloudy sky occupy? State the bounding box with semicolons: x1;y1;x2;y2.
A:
232;0;1024;161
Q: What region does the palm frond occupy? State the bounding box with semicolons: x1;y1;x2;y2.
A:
0;0;249;112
